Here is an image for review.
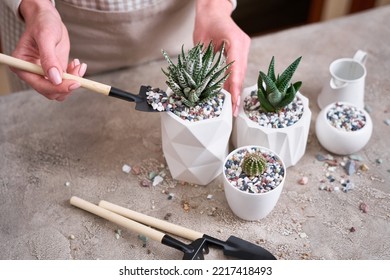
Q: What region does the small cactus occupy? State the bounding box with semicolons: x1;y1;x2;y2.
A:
241;152;267;177
161;41;233;108
257;56;302;112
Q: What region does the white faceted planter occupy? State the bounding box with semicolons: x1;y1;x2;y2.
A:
232;84;312;168
161;89;232;185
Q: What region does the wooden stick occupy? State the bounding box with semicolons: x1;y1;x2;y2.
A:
70;196;165;242
98;200;204;241
0;53;111;95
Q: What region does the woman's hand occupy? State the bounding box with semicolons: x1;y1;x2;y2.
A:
194;0;251;116
11;0;86;100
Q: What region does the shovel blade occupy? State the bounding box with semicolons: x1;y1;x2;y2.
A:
135;85;158;112
203;234;276;260
109;85;159;112
224;236;276;260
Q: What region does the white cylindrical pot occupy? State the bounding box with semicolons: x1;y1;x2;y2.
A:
223;146;286;221
315;101;372;155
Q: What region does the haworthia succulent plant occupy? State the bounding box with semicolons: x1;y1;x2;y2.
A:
257;56;302;112
162;41;233;108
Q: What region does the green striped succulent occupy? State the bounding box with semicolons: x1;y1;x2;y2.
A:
257;56;302;112
241;152;267;177
161;41;233;108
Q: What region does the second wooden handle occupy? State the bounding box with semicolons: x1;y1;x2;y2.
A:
99;200;203;241
70;196;165;242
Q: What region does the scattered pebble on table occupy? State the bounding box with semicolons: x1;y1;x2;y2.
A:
298;176;309;185
164;213;172;221
349;154;363;162
152;175;164;186
344;160;356;176
299;232;308;238
122;164;131;174
359;202;368;213
138;234;148;247
131;165;141;175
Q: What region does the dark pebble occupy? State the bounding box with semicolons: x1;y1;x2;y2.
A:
344;160;356;176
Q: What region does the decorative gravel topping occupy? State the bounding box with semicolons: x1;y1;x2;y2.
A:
165;92;225;122
146;86;225;121
224;147;285;194
326;102;366;131
244;90;304;128
145;86;168;112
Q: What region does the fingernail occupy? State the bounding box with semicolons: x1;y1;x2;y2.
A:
48;67;62;85
69;82;80;91
79;63;87;76
73;58;80;66
236;95;241;107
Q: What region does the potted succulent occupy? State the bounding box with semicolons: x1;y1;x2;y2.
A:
232;56;311;168
223;145;286;220
160;41;233;185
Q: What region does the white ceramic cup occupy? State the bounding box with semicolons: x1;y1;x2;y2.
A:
315;101;373;155
222;146;286;221
318;50;367;109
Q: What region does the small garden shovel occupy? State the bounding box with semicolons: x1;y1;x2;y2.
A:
0;53;156;112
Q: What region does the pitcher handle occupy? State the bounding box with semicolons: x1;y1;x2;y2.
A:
353;50;367;65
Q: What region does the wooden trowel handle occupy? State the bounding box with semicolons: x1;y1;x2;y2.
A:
70;196;165;242
0;53;111;95
99;200;204;241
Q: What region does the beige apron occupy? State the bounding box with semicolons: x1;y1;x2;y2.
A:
56;0;195;75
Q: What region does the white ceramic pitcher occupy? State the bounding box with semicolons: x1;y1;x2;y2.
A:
317;50;367;109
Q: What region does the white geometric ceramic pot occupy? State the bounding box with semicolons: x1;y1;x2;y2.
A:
232;84;312;168
223;146;286;221
161;89;232;185
315;101;373;155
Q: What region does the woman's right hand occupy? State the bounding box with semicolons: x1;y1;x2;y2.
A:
11;0;86;101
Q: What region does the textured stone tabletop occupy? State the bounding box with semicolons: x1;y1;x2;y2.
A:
0;6;389;260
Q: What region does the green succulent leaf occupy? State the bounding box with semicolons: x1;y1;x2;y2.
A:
260;71;282;106
277;56;302;93
292;80;302;92
257;88;276;112
277;86;296;109
267;56;276;82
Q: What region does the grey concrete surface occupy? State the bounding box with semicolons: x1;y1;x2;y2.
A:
0;6;389;260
